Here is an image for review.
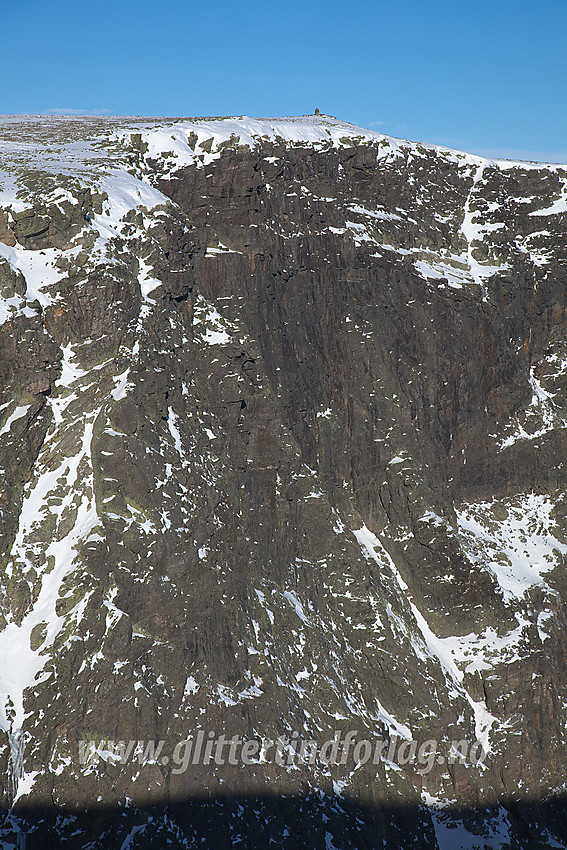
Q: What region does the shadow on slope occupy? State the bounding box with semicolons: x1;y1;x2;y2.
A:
1;792;567;849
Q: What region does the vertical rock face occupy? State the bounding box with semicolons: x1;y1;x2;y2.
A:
0;114;567;846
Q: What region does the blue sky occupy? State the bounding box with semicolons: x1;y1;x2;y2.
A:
2;0;566;162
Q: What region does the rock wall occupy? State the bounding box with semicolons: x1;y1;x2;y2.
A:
0;115;566;847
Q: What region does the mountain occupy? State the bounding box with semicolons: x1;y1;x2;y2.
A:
1;113;567;848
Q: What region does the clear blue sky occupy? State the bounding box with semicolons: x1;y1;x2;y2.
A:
2;0;566;162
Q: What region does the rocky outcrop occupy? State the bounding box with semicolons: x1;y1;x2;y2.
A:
0;114;567;847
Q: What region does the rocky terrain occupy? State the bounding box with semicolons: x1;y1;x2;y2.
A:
0;113;567;848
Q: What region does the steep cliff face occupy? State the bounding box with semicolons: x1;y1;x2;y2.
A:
0;114;567;847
